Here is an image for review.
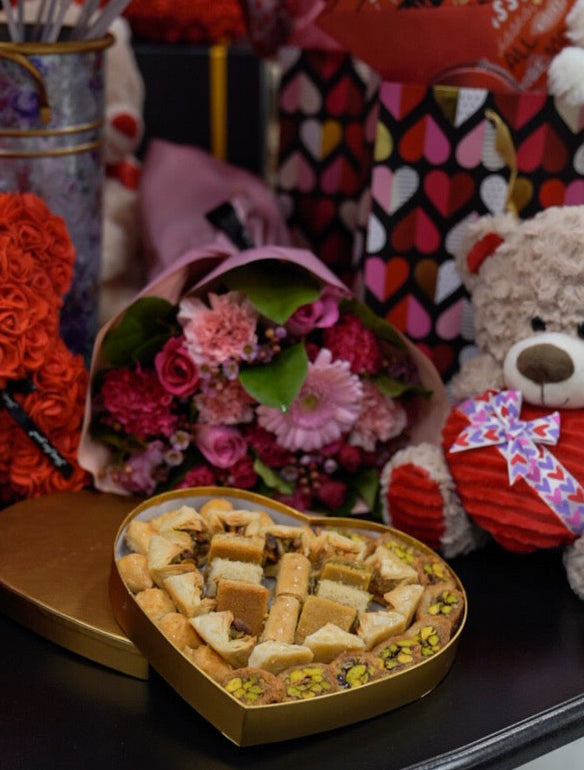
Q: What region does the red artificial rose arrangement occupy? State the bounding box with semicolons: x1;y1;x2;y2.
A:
0;192;90;506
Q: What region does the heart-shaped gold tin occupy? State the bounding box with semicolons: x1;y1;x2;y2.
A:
110;487;467;746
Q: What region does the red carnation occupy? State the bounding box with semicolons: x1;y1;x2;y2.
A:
223;454;257;489
316;477;348;510
323;314;384;375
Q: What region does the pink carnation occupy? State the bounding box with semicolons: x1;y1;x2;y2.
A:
101;366;177;440
178;290;259;366
257;348;363;452
194;424;247;468
155;335;199;396
323;314;383;375
194;379;254;425
349;380;408;451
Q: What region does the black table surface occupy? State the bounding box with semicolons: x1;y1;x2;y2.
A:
1;542;583;770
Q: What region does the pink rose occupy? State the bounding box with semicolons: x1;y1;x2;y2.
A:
286;287;341;336
194;424;247;468
155;336;199;396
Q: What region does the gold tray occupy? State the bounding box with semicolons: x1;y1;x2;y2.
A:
111;487;467;746
0;490;148;679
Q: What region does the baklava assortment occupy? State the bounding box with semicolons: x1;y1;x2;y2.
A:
116;497;465;706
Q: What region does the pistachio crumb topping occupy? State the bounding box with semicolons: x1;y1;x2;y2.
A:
428;590;459;617
382;540;416;564
225;673;264;703
423;562;448;582
338;661;377;688
378;639;417;670
416;625;443;656
284;667;333;699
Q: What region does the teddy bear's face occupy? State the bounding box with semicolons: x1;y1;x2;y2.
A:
467;206;584;409
504;331;584;408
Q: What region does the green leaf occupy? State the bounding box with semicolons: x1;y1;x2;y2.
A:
88;419;146;456
351;466;380;511
239;342;308;410
224;261;321;324
373;374;432;400
253;457;294;495
340;298;406;347
102;297;179;367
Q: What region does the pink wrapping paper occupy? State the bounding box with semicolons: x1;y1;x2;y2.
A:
139;139;292;279
78;245;449;494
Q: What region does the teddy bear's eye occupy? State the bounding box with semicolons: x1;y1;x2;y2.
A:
578;322;584;340
531;316;546;332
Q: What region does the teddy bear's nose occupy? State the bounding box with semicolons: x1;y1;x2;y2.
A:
516;344;574;384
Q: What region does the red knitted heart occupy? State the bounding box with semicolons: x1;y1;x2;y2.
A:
384;463;446;553
443;396;582;553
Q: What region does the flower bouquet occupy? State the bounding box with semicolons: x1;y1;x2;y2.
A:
79;245;447;517
0;191;90;506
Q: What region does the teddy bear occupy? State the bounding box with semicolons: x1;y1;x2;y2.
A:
380;205;584;600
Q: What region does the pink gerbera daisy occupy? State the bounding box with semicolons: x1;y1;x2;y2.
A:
257;348;363;451
178;290;259;367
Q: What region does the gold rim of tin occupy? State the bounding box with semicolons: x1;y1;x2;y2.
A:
0;118;104;137
0;138;102;157
0;31;114;55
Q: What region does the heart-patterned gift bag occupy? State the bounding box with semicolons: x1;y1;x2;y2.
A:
276;46;380;291
359;83;584;382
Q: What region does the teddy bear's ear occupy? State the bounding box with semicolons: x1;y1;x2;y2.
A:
455;212;518;292
465;232;504;273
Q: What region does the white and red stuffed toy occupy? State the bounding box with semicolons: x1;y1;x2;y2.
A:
548;0;584;105
100;16;145;323
381;205;584;599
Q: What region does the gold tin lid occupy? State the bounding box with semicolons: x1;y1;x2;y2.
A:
0;489;148;679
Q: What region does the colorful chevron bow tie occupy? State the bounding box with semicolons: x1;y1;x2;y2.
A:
450;390;584;535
